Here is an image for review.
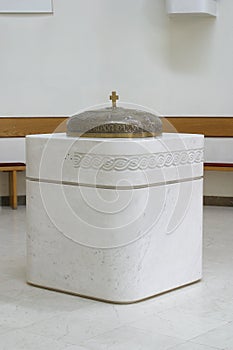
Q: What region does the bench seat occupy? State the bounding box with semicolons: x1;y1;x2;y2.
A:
204;163;233;171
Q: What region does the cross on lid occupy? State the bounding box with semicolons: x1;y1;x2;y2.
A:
109;91;119;108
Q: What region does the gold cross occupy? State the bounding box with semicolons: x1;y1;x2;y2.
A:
109;91;119;108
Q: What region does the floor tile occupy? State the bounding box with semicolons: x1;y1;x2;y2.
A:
163;297;233;323
0;291;90;329
0;329;72;350
65;347;90;350
0;278;91;312
82;325;184;350
24;302;126;343
0;299;57;328
169;342;222;349
0;278;38;299
97;296;175;324
192;322;233;349
0;325;15;336
130;308;228;341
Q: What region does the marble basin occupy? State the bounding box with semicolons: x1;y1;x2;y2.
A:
26;132;204;303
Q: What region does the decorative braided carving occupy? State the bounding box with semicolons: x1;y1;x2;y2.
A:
65;149;203;172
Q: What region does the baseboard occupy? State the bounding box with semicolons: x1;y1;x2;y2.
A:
0;196;233;207
0;195;232;207
204;196;233;207
0;195;26;206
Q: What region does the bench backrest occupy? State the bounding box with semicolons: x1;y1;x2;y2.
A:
0;117;233;137
0;117;233;164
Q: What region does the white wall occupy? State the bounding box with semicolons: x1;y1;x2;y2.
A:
0;0;232;116
0;0;233;198
204;171;233;197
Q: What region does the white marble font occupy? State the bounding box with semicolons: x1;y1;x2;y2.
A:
26;132;204;303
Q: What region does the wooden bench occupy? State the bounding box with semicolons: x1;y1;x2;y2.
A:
0;162;26;209
204;163;233;172
0;116;232;208
0;117;65;209
162;117;233;172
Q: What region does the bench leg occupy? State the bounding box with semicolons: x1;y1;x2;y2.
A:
9;170;17;209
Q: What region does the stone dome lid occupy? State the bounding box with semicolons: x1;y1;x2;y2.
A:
66;91;163;138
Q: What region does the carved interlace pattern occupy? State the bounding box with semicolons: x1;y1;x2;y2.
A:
66;149;203;172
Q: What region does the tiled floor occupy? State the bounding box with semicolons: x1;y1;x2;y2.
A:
0;206;233;350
